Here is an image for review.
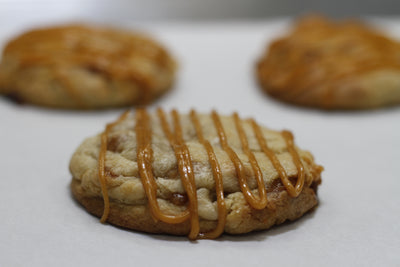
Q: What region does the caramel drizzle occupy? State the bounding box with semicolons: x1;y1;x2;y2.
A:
135;109;190;224
98;110;130;222
98;109;305;239
281;130;305;195
233;113;274;210
251;121;304;197
190;110;227;239
157;108;200;240
211;111;270;209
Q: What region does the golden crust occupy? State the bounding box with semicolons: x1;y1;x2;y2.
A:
0;25;176;109
69;110;323;237
257;15;400;109
71;179;319;235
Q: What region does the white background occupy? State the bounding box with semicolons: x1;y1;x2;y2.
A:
0;18;399;266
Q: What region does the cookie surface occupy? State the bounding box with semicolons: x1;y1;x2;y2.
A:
70;109;322;239
257;15;400;109
0;25;176;109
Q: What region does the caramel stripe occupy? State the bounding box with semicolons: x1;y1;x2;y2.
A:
211;111;259;207
251;120;304;197
135;109;190;224
190;110;227;239
233;113;273;210
157;108;200;240
281;130;305;195
98;110;130;222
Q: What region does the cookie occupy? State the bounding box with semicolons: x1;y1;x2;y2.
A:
257;15;400;109
69;108;323;239
0;25;176;109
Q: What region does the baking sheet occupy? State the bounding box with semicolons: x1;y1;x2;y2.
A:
0;19;399;266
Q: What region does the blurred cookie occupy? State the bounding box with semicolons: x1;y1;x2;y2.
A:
69;108;323;239
0;25;176;109
257;15;400;109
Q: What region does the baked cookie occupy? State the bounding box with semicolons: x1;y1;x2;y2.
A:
70;108;323;239
257;15;400;109
0;25;176;109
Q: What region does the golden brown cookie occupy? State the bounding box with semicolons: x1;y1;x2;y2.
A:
257;15;400;109
69;108;323;239
0;25;176;109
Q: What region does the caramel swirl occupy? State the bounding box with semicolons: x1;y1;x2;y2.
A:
98;109;306;239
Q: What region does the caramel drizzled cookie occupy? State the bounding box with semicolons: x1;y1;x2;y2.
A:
257;15;400;109
0;25;176;109
69;109;323;239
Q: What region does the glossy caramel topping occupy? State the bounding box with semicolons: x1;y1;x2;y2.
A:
281;130;305;195
157;108;200;240
98;110;130;222
190;110;227;239
98;109;306;239
135;109;189;224
212;111;268;210
251;120;304;197
233;113;273;210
